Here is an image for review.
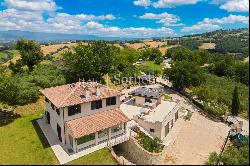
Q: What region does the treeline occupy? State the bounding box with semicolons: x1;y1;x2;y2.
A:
0;64;66;105
213;36;249;56
0;39;165;106
166;47;249;85
179;28;249;57
164;46;249;118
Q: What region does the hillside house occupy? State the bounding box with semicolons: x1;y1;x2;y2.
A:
124;86;181;140
40;81;129;153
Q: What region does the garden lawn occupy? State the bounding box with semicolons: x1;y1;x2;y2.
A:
66;148;118;165
0;110;118;165
143;61;163;71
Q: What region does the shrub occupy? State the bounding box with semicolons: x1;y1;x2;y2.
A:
0;75;39;106
137;131;164;153
203;102;227;118
30;64;66;88
206;143;249;165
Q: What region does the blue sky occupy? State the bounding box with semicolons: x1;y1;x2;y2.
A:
0;0;249;38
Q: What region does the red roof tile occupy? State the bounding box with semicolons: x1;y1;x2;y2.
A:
66;108;129;139
40;82;121;108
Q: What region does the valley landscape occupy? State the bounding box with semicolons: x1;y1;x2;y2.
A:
0;0;249;165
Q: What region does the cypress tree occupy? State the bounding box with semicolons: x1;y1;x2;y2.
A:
231;86;240;117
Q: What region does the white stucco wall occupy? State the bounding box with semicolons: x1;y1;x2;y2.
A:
44;96;121;145
64;96;121;122
45;100;66;144
160;108;179;139
135;96;145;106
133;107;180;140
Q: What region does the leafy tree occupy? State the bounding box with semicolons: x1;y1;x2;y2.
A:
149;48;162;61
179;38;202;50
154;54;164;64
233;63;249;85
208;60;233;77
0;75;39;106
114;47;140;71
231;86;240;117
0;66;11;82
30;64;66;88
62;41;115;82
141;48;162;61
140;49;151;60
191;84;218;103
166;47;194;61
164;61;205;90
206;143;249;165
120;65;141;79
9;59;24;74
0;63;66;106
16;39;43;71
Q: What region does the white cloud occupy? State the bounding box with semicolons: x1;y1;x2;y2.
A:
153;0;202;8
139;12;184;26
3;0;60;12
181;14;249;32
211;0;249;12
133;0;151;7
83;22;175;37
0;8;175;38
220;0;249;12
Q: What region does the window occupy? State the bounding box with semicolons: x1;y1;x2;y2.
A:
91;100;102;110
106;97;116;106
111;124;123;133
171;119;174;128
175;111;178;122
165;122;169;136
150;128;155;133
45;97;49;103
98;129;109;138
68;104;81;116
51;103;55;110
56;108;60;116
145;98;152;103
77;134;95;145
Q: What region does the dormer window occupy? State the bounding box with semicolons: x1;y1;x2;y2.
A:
106;97;116;106
91;100;102;110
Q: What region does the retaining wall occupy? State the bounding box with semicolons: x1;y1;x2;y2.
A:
118;137;166;165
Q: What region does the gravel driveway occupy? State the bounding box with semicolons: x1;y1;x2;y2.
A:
164;111;229;165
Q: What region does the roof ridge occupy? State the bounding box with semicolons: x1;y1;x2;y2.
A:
59;82;82;107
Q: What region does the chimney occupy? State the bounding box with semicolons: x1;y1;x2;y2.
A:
83;88;90;98
96;86;101;96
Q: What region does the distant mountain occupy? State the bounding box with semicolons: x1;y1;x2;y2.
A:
0;30;134;43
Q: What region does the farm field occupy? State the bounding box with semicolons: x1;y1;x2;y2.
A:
41;43;77;55
198;43;216;50
159;45;179;55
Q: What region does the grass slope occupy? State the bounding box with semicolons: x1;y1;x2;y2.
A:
0;109;118;165
205;73;249;119
144;61;162;70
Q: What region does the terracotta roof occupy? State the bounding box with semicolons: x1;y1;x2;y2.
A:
66;108;129;139
40;82;121;108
